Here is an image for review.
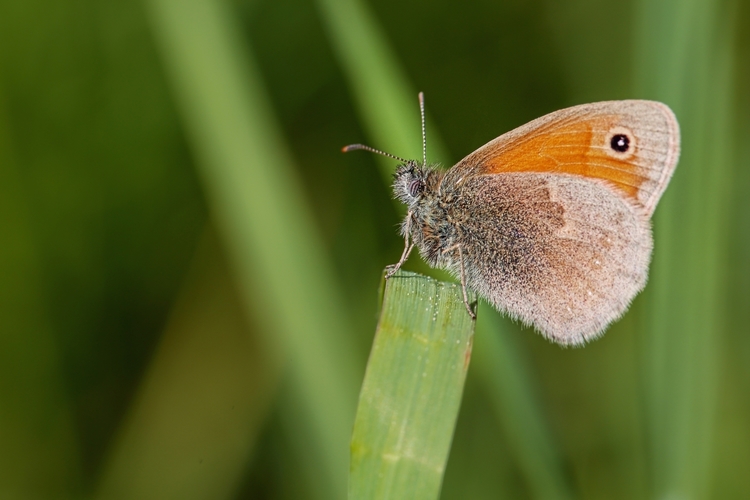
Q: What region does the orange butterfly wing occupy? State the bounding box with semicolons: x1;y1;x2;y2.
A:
445;100;680;217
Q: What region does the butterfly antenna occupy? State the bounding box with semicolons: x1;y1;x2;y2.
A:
418;92;427;166
341;143;409;164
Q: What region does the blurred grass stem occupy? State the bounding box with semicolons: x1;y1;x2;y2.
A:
146;0;361;497
635;0;736;497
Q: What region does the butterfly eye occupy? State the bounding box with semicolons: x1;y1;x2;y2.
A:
605;126;636;159
408;179;424;198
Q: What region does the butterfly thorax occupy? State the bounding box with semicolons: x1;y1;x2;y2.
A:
393;162;460;269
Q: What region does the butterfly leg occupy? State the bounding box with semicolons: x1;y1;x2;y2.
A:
385;212;414;279
458;245;477;320
440;243;476;319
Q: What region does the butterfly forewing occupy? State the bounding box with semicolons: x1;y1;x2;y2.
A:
445;100;680;217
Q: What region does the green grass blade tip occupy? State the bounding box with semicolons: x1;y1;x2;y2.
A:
350;270;476;499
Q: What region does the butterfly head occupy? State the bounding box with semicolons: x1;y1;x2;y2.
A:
344;92;436;208
393;160;432;207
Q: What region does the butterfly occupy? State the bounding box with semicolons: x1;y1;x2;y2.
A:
344;94;679;345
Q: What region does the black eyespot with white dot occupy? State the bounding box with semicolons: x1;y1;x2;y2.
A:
610;134;630;153
605;126;636;159
408;179;424;198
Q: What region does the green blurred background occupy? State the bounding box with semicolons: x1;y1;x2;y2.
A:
0;0;748;498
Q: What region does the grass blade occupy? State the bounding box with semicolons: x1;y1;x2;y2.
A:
634;0;736;497
350;270;476;499
313;0;449;173
144;1;360;497
473;308;574;500
0;87;81;499
96;229;280;500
